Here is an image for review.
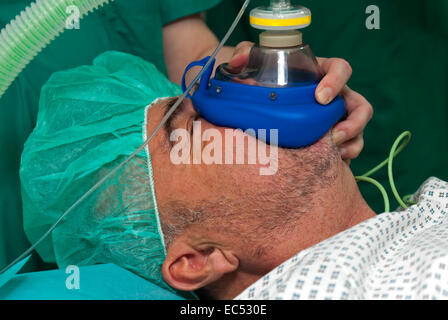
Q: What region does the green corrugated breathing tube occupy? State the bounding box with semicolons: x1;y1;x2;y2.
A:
0;0;113;99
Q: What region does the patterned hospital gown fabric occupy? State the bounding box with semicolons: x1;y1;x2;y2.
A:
235;177;448;300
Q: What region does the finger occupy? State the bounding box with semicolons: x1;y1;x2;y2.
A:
315;58;353;105
333;87;373;143
228;41;255;72
340;85;373;116
339;133;364;160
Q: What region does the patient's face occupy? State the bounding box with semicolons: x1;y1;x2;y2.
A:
147;97;348;271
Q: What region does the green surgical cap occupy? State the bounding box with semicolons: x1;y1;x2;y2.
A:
20;51;185;296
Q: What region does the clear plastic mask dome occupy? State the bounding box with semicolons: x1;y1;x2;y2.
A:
215;31;323;88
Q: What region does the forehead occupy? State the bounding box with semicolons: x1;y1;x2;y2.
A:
146;97;195;152
146;98;173;152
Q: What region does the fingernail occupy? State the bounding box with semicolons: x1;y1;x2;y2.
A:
316;87;333;105
333;130;346;145
340;148;346;157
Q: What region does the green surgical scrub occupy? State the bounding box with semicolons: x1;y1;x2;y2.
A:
207;0;448;213
0;0;219;272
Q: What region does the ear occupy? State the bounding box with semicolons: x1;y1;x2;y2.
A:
162;240;239;292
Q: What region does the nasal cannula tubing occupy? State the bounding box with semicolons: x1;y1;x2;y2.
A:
0;0;252;276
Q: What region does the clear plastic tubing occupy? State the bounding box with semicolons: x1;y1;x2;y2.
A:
0;0;113;99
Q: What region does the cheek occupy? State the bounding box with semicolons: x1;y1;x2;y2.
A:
155;119;283;203
199;120;274;168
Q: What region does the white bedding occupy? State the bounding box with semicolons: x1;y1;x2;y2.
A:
236;177;448;300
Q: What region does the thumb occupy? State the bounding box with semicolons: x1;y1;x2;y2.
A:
228;41;254;73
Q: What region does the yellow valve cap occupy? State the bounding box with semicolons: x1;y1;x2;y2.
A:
250;6;311;30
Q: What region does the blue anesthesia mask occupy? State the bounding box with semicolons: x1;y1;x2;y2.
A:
181;4;346;149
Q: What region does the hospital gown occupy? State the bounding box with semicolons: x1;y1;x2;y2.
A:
235;177;448;300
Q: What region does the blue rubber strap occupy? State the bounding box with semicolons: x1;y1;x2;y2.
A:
181;56;215;98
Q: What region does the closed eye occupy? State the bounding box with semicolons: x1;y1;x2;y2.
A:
163;98;201;148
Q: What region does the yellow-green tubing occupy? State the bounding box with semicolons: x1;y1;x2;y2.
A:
0;0;113;99
355;131;413;213
356;176;390;213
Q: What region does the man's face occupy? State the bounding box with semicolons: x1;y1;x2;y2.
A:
146;97;349;273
